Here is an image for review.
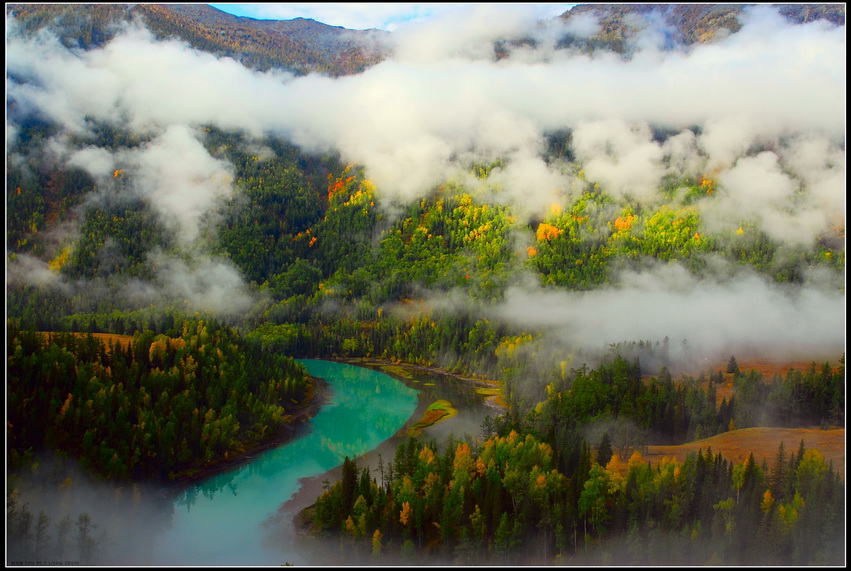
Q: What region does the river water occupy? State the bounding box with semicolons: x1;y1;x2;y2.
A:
147;359;419;565
10;359;498;566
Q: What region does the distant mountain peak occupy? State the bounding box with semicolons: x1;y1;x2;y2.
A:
5;3;390;76
559;3;844;53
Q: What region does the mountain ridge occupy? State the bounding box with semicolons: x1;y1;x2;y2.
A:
5;3;389;76
558;3;845;53
7;3;845;76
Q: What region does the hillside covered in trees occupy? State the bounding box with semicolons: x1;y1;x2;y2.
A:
304;355;843;565
5;3;387;76
7;324;312;480
5;3;845;566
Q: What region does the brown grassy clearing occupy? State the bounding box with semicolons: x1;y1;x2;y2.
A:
643;356;842;407
84;332;134;349
706;357;840;406
626;356;846;479
633;356;845;479
37;331;135;351
638;426;845;479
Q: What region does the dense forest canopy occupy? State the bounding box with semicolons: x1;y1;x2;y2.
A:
5;3;845;566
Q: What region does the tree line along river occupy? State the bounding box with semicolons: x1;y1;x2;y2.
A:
144;360;420;565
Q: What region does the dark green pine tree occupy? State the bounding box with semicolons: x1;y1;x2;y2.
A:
340;456;358;515
596;432;613;467
770;441;788;500
726;355;739;374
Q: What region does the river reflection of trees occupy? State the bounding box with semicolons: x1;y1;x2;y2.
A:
175;360;420;505
173;361;497;509
354;362;500;446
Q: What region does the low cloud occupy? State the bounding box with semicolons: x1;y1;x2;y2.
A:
7;253;70;292
389;4;542;63
127;125;235;244
7;7;845;219
495;262;845;365
780;134;846;230
67;146;116;179
5;5;845;333
572;119;666;201
6;249;260;322
123;252;262;319
484;152;573;219
702;150;830;248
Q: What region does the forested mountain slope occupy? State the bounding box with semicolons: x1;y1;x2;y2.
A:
7;3;844;75
559;3;845;53
5;3;388;75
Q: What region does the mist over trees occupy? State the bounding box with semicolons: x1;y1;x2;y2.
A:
310;427;843;565
5;2;845;566
7;493;108;566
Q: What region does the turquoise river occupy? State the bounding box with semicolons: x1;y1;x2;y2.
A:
147;359;419;565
